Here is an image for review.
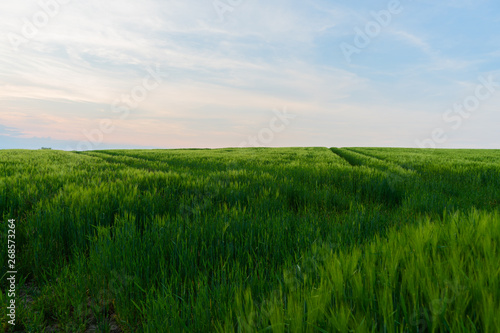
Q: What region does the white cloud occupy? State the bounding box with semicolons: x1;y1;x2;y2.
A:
1;0;498;149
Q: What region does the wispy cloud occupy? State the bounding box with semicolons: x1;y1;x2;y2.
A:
0;124;23;137
1;0;499;149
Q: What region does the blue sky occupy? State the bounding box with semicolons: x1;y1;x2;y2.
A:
1;0;499;150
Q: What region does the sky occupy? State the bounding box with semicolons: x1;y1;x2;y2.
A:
1;0;499;150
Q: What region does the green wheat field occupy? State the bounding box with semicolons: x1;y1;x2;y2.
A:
1;147;499;332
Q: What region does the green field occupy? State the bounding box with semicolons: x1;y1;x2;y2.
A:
1;147;499;332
